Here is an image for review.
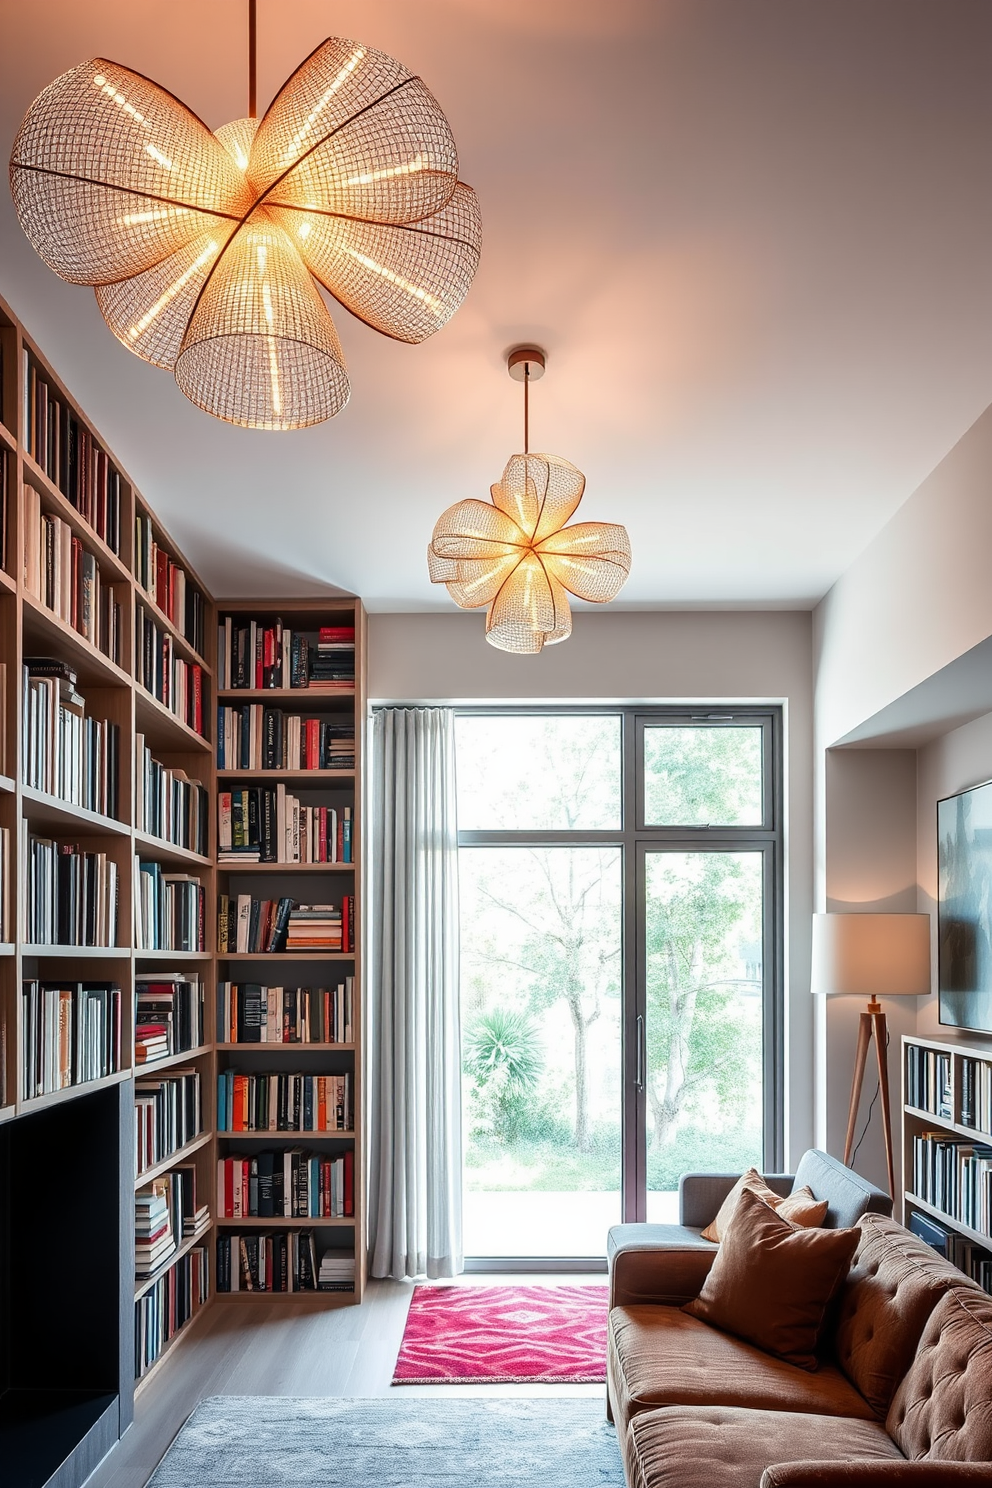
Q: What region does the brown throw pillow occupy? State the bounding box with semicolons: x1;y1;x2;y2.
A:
700;1168;828;1243
684;1187;860;1370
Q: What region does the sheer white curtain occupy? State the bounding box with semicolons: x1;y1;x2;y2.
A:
368;707;463;1279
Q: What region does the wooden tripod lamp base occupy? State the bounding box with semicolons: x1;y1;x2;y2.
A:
842;997;894;1200
811;913;932;1201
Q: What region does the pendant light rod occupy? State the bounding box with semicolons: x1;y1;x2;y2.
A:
524;365;529;454
248;0;257;119
507;345;546;456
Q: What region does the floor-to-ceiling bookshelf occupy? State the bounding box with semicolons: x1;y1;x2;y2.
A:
902;1032;992;1293
0;291;367;1488
213;600;365;1303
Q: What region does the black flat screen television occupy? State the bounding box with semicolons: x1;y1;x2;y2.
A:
938;778;992;1033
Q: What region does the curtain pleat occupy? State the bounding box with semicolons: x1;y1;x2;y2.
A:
368;707;462;1279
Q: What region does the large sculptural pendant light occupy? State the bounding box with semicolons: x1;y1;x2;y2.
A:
8;2;481;430
428;348;631;653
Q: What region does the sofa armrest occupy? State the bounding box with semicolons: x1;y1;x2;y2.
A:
760;1463;992;1487
679;1171;793;1229
608;1224;718;1308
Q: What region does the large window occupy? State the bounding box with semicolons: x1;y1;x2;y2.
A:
455;707;782;1261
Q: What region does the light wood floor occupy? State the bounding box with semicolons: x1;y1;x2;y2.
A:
88;1275;607;1488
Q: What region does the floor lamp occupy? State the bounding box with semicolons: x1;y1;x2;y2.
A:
810;912;931;1199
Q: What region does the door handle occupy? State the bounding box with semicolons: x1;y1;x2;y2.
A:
636;1015;645;1092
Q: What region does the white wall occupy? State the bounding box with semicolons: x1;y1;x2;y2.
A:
813;398;992;1201
369;608;815;1166
815;403;992;751
817;748;919;1197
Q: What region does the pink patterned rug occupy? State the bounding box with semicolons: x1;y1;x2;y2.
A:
392;1283;609;1384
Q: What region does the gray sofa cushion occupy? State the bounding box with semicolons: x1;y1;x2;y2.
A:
793;1150;892;1229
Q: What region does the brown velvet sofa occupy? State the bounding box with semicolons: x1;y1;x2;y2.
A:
606;1153;992;1488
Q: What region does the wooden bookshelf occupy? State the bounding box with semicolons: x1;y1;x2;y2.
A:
213;598;365;1305
902;1033;992;1295
0;292;369;1487
0;289;218;1484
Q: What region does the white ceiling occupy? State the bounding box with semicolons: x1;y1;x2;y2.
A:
3;0;992;608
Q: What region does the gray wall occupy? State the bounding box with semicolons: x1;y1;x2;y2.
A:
369;607;815;1165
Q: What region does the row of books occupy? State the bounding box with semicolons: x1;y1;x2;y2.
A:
318;1252;356;1291
905;1043;953;1120
135;862;205;953
135;602;205;736
23;353;123;555
21;980;122;1097
218;1150;355;1218
961;1056;992;1135
216;1229;327;1292
23;486;125;666
136;736;208;856
218;788;352;864
134;513;207;656
911;1131;992;1239
216;706;355;771
287;898;352;952
909;1209;992;1296
136;1166;208;1278
22;658;120;819
135;1067;203;1176
217;980;355;1044
25;835;120;946
135;975;205;1064
134;1245;209;1379
907;1042;992;1136
217;619;355;691
217;896;354;954
217;1072;353;1133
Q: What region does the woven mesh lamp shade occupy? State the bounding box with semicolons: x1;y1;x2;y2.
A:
429;453;632;653
9;41;482;429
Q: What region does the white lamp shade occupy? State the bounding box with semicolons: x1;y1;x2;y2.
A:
810;913;931;998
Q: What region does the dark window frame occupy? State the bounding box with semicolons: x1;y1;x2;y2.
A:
454;703;785;1257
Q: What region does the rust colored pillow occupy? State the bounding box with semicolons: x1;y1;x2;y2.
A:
700;1168;828;1243
684;1187;860;1370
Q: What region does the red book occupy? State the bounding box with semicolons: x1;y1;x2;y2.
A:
192;664;203;735
344;1148;354;1216
241;1161;249;1218
306;718;318;770
224;1158;234;1218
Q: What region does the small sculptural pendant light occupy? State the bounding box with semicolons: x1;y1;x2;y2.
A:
428;348;632;652
9;0;481;429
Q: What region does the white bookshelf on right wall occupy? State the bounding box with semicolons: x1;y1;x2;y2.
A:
902;1032;992;1293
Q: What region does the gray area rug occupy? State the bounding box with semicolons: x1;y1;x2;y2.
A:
148;1396;625;1487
